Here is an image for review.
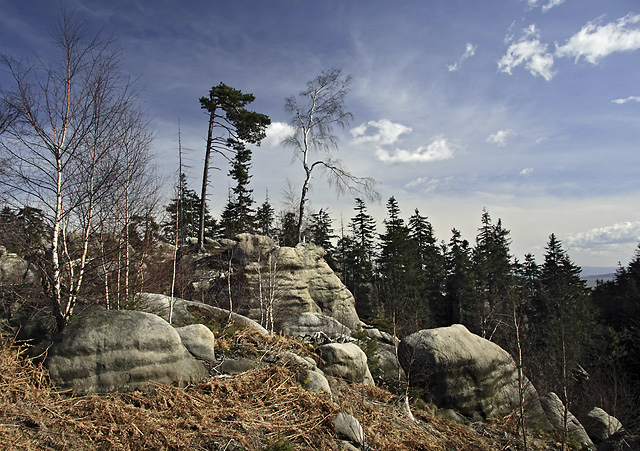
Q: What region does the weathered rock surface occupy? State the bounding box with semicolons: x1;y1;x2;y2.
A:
363;326;404;383
175;324;216;362
0;245;39;287
44;309;208;393
139;292;267;334
398;324;549;426
228;234;360;331
319;342;374;386
333;412;364;445
584;407;622;444
540;392;594;449
281;312;352;340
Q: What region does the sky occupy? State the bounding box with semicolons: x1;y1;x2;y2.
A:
2;0;640;270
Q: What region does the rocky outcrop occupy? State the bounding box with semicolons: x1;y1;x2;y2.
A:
333;412;365;446
0;245;39;287
44;309;208;393
584;407;622;444
319;342;374;386
540;392;594;449
139;292;267;334
281;312;352;340
230;234;360;331
398;324;549;426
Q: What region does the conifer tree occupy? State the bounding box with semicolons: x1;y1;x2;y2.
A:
220;141;256;238
444;228;475;326
255;195;275;237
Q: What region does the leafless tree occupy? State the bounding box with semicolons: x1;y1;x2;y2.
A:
0;12;153;330
284;68;379;243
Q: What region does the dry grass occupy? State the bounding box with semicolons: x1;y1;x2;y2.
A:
0;332;555;450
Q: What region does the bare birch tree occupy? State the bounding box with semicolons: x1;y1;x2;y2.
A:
0;12;152;330
284;68;379;243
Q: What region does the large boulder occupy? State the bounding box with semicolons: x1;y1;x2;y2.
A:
319;342;374;386
584;407;622;444
540;392;594;449
398;324;549;426
44;309;208;393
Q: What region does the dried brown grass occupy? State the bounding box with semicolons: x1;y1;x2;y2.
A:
0;332;552;450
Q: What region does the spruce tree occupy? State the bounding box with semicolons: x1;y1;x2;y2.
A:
220;141;256;238
444;228;475;326
255;196;275;237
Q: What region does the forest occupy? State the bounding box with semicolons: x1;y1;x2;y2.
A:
0;10;638;438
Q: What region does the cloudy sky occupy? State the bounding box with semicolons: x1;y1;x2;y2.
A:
2;0;640;269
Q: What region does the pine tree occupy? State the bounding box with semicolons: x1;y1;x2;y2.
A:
472;209;514;339
408;209;446;327
444;228;475;326
255;196;275;237
163;173;216;243
219;141;256;238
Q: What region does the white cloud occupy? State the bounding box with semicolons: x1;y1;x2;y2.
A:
405;176;454;193
486;129;516;146
376;137;455;164
498;25;555;80
351;119;412;145
565;221;640;249
263;121;294;147
520;167;533;176
612;96;640;104
448;42;477;72
556;14;640;64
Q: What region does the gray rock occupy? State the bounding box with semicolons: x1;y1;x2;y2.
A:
45;309;208;393
303;368;332;395
219;358;262;375
398;324;549;427
333;412;364;445
540;392;594;449
0;245;39;286
281;312;352;339
139;292;268;334
320;342;374;386
584;407;622;444
175;324;216;362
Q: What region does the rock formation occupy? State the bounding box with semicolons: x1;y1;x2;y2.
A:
398;324;549;426
44;309;208;393
319;342;374;386
539;392;594;449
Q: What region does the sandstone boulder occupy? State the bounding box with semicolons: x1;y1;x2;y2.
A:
0;245;39;287
398;324;548;426
584;407;621;444
319;342;374;386
540;392;594;449
334;412;364;445
139;292;267;334
281;312;352;340
44;309;208;393
175;324;216;362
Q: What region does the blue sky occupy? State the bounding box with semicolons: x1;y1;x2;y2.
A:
2;0;640;268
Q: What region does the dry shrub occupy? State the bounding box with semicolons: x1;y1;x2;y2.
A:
1;332;554;450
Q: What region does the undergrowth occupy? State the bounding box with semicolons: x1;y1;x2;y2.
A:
0;332;558;450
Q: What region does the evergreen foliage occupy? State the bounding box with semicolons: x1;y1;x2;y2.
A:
220;141;256;238
163;173;217;242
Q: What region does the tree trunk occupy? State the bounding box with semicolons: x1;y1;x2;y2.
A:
198;109;216;252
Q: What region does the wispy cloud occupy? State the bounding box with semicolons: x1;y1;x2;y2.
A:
612;96;640;105
448;43;477;72
376;137;455;164
565;221;640;248
520;167;533;176
486;129;516;146
351;119;411;145
527;0;566;13
556;14;640;64
405;176;454;193
498;25;555;81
